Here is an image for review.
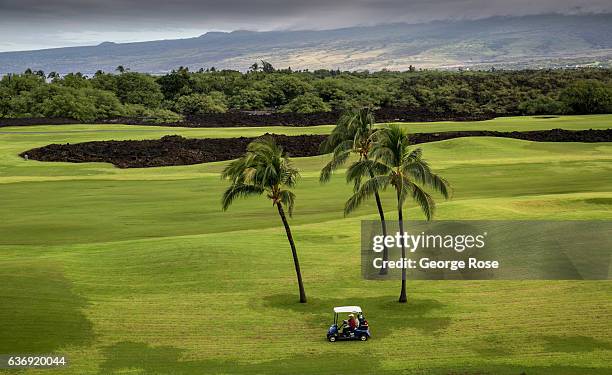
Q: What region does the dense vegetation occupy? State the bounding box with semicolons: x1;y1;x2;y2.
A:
1;66;611;122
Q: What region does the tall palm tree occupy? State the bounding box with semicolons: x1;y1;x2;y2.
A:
320;107;391;274
221;137;307;303
345;125;451;303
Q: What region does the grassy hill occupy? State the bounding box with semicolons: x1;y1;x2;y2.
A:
0;115;610;374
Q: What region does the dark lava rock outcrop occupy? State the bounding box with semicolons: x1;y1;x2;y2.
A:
21;128;611;168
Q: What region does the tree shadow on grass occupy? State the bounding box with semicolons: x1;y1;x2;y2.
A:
540;335;612;353
471;334;612;362
443;364;612;375
98;341;612;375
260;293;451;338
470;334;519;357
99;341;384;375
0;262;93;353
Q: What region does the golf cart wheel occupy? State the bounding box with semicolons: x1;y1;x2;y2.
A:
360;334;368;341
328;336;336;342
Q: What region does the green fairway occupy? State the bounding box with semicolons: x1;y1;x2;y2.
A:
1;114;611;143
0;115;611;374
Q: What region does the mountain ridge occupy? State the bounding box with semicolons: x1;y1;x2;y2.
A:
1;13;610;73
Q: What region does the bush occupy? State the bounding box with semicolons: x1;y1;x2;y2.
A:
175;92;228;115
560;80;612;114
229;89;266;110
142;108;183;124
114;72;164;108
39;87;98;122
518;96;567;115
264;75;313;107
0;73;45;94
91;72;118;92
85;88;124;119
57;73;91;89
280;93;332;113
7;92;39;118
122;104;183;123
0;87;11;118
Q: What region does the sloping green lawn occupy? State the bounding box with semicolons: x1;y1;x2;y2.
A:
0;115;610;374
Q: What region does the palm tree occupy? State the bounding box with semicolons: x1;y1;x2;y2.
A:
115;65;126;74
320;107;391;274
345;125;451;303
221;137;307;303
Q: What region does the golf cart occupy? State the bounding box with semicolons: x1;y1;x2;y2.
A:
327;306;371;342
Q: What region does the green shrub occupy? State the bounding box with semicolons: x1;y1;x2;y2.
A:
280;93;332;113
0;87;10;118
114;72;164;108
142;108;183;123
57;73;91;89
518;96;567;115
560;80;612;114
39;87;97;122
175;92;228;115
229;89;266;110
122;104;183;123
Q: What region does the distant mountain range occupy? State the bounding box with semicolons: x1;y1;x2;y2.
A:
1;14;611;74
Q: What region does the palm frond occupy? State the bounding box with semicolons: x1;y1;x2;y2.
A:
320;107;380;185
344;175;392;216
345;159;390;184
401;177;435;220
220;137;299;211
333;139;355;155
278;190;296;216
319;114;354;153
221;184;264;211
319;149;351;183
221;155;249;181
402;150;451;199
280;157;300;188
371;125;410;167
423;172;451;199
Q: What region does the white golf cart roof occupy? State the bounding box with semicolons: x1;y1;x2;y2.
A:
333;306;362;313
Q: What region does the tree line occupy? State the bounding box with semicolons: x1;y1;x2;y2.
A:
1;65;611;122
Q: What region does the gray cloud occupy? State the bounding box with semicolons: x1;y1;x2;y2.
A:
0;0;611;51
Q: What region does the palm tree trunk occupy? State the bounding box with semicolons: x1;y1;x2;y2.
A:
276;202;307;303
396;189;407;303
366;162;389;275
373;186;389;276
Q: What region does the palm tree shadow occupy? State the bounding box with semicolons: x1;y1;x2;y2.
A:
540;335;612;353
470;334;612;359
0;264;94;353
260;293;451;338
98;341;384;375
98;340;612;375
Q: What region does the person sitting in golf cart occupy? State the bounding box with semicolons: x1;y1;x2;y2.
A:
341;313;359;335
327;306;371;342
348;314;358;330
357;312;368;328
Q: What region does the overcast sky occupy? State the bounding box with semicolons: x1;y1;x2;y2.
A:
0;0;611;52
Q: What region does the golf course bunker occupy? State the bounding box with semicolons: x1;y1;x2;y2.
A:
22;128;612;168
